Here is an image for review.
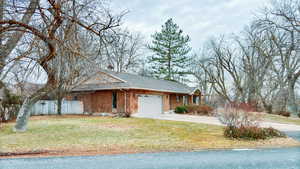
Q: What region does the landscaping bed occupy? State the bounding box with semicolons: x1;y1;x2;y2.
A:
0;115;299;158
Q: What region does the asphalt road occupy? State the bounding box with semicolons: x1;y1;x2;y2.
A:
1;132;299;169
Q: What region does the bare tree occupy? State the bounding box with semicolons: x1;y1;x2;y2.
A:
0;0;39;76
190;50;214;104
1;0;124;131
192;0;299;115
103;29;143;73
255;0;300;115
197;38;246;103
198;55;231;103
235;25;276;111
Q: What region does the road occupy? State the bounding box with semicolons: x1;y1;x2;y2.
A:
1;132;300;169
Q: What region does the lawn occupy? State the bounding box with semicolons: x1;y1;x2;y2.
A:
0;115;299;157
263;113;300;125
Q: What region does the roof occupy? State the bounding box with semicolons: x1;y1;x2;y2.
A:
8;82;43;97
72;70;198;94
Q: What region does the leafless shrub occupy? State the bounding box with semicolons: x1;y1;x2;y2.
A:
215;104;262;128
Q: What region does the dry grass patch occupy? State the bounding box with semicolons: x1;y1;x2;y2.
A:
0;115;299;157
263;113;300;125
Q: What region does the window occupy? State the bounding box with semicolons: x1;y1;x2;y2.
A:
112;92;117;109
176;95;180;102
183;96;188;105
73;96;78;100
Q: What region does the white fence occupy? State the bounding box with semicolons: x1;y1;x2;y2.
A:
30;100;84;115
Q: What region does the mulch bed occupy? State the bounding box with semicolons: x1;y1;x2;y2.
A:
0;150;50;157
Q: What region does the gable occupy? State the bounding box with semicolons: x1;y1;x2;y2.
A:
193;89;201;95
82;72;124;85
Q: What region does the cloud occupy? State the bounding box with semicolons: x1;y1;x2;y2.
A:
111;0;271;50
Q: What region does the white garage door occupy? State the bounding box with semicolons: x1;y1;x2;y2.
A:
138;95;163;114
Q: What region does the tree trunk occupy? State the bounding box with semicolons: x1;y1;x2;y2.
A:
0;0;5;75
287;79;298;115
14;83;56;132
13;98;35;132
262;99;272;114
57;96;62;115
167;56;171;80
0;0;39;60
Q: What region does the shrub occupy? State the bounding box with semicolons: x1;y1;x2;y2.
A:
276;111;291;117
0;89;22;123
215;103;280;140
175;106;187;114
298;113;300;118
264;127;286;138
185;105;213;116
216;104;261;128
224;126;286;140
116;112;131;118
185;105;197;114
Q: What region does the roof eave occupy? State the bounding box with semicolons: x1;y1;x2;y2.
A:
72;87;191;94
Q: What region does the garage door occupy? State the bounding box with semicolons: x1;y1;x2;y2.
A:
138;95;163;114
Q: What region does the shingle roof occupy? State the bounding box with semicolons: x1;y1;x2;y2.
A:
73;70;196;94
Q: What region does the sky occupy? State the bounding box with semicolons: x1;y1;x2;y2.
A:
111;0;271;51
12;0;272;84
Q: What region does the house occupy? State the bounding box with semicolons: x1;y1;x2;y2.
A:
67;70;203;115
8;82;43;98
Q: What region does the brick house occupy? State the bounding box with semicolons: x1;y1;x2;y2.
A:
68;70;203;115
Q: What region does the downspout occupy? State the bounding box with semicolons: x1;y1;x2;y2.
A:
118;89;127;113
124;90;127;113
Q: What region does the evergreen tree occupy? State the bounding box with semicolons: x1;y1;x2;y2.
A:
148;18;192;82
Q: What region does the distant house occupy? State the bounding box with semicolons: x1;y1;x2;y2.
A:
9;82;43;98
67;70;203;115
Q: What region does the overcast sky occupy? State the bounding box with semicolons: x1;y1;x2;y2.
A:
111;0;271;50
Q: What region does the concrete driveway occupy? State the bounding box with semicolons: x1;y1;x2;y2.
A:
132;113;300;132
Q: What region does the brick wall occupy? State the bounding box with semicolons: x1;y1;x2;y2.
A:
67;89;199;114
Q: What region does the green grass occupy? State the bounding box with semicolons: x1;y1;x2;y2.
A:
263;114;300;125
0;115;299;154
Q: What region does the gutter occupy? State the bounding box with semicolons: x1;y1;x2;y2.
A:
73;87;192;95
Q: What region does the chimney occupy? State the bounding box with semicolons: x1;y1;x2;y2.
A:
107;65;114;70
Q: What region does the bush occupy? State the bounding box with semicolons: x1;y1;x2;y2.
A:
215;103;280;140
216;104;261;128
298;113;300;118
264;127;286;138
276;111;291;117
175;106;187;114
0;88;22;123
116;112;131;118
224;126;286;140
185;105;213;116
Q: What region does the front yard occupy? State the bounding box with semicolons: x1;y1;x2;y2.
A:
1;115;299;157
263;113;300;125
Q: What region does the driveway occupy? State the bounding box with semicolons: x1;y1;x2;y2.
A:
132;113;300;132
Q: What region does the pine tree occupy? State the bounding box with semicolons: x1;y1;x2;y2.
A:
148;18;192;82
